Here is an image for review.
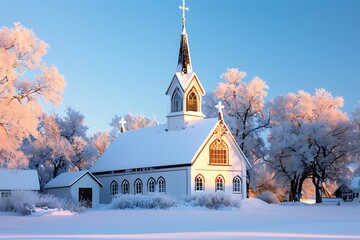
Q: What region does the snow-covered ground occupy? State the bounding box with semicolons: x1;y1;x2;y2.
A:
1;198;360;240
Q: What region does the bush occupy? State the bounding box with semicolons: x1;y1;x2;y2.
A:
0;191;84;215
255;191;280;204
191;192;239;209
111;194;176;209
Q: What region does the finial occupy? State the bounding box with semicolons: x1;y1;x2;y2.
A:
119;117;126;133
179;0;189;23
215;101;225;120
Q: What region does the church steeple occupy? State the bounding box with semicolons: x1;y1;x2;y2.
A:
177;0;192;74
165;0;206;131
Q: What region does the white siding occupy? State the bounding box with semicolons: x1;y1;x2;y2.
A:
71;174;101;207
95;167;190;204
191;132;247;200
46;173;101;207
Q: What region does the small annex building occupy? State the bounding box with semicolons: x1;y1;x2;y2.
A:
90;2;252;204
44;170;103;208
0;169;40;201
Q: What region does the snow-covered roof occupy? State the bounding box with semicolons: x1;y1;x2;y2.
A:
166;72;205;96
91;118;219;173
44;170;103;189
0;169;40;191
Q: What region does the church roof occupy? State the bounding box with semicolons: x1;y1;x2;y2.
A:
165;72;205;96
44;170;103;189
90;118;219;173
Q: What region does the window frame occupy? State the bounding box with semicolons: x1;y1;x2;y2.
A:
147;178;156;194
134;178;143;195
171;89;183;112
110;180;118;197
215;175;225;192
195;174;205;192
121;180;130;194
186;89;198;112
209;138;228;165
233;176;242;193
157;177;166;194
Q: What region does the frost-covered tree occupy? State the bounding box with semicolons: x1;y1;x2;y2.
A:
268;89;351;203
91;131;111;159
24;108;96;189
24;114;74;189
0;22;65;168
109;112;157;140
203;68;270;190
57;107;96;170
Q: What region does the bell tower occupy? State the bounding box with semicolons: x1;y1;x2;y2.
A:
165;0;206;131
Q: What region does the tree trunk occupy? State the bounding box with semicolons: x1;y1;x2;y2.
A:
312;170;323;203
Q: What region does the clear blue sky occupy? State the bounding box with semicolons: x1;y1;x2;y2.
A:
3;0;360;133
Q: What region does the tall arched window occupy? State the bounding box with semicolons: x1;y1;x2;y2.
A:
215;175;225;192
209;139;228;165
233;176;242;193
158;177;166;193
121;180;129;194
110;181;118;196
171;90;183;112
148;178;155;193
134;179;143;195
195;174;205;191
187;90;198;111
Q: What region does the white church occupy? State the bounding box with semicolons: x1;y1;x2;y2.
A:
90;1;252;204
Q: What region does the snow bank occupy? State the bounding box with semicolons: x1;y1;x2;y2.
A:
240;197;274;210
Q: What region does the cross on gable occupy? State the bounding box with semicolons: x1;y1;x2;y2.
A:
215;101;224;113
119;117;126;130
179;0;189;22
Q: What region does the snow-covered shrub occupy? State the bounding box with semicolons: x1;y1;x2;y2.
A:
111;194;176;209
255;191;280;204
191;192;239;209
0;191;84;215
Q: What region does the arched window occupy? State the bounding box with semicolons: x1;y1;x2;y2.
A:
121;180;129;194
171;90;183;112
158;177;166;193
233;176;242;193
195;174;205;191
134;179;143;195
215;175;225;192
110;181;118;196
209;139;228;165
187;90;198;111
148;178;156;193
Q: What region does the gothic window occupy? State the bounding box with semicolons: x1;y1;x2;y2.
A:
195;174;205;191
171;90;183;112
134;179;143;195
121;180;129;194
110;181;118;196
215;175;225;192
148;178;156;193
187;90;198;111
233;176;242;193
209;139;228;165
158;177;166;193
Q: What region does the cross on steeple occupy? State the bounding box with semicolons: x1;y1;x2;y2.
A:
179;0;189;23
119;117;126;133
215;101;225;120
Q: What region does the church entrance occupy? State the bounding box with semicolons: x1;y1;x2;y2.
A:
79;188;92;208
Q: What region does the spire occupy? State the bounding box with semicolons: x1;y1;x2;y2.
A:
177;0;192;74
